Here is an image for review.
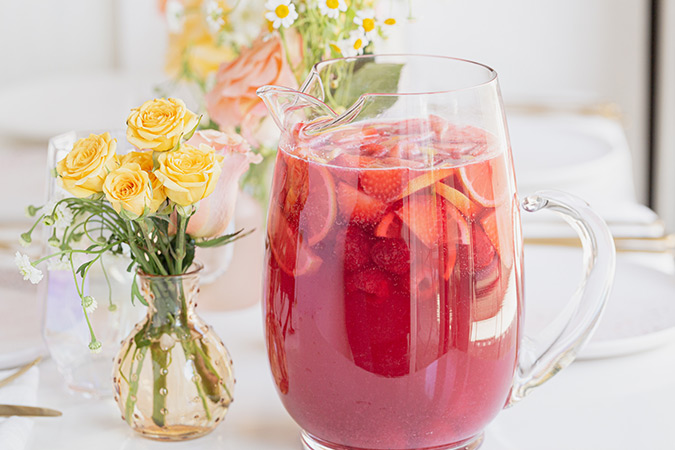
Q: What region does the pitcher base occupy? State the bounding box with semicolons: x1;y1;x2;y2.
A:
301;431;484;450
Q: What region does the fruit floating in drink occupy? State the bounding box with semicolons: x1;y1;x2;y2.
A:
264;116;521;450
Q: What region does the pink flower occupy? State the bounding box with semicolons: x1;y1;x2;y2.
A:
205;31;302;147
185;130;262;238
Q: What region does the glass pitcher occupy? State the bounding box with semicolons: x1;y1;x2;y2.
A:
258;55;615;450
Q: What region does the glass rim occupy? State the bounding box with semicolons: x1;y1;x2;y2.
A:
137;261;204;279
311;53;499;97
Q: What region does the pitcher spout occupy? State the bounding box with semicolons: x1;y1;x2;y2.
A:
256;85;338;133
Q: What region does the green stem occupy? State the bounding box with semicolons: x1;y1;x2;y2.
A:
150;342;169;427
99;258;115;310
174;213;188;274
124;345;148;423
68;254;97;344
139;220;169;276
124;221;155;275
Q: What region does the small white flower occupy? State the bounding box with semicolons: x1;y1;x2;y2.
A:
318;0;346;19
204;0;226;34
53;203;74;233
334;30;369;57
15;251;43;284
47;256;70;271
166;0;185;33
88;340;102;354
354;9;377;39
265;0;298;29
82;296;98;314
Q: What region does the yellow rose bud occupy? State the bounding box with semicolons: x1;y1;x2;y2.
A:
154;144;225;207
126;98;200;152
102;162;153;218
56;133;119;198
120;151;167;212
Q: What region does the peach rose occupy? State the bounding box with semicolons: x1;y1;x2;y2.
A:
205;31;302;146
185;130;262;238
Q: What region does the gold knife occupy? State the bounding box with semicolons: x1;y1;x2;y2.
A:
0;405;62;417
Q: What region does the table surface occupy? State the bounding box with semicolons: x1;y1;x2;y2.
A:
24;305;675;450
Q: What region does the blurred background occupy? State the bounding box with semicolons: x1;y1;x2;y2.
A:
0;0;672;228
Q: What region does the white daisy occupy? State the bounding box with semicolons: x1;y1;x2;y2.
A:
335;30;369;57
318;0;347;19
265;0;298;29
82;296;98;314
204;0;226;34
166;0;185;33
354;10;377;39
15;251;43;284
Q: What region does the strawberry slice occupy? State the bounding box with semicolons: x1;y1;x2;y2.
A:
337;182;387;225
395;194;442;248
375;212;403;238
360;142;388;157
435;181;480;219
360;167;408;202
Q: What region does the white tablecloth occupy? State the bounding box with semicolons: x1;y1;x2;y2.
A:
23;306;675;450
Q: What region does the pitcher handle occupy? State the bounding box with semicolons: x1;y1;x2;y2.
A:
508;190;616;405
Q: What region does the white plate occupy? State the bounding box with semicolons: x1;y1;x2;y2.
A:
509;114;637;205
0;72;158;141
523;245;675;359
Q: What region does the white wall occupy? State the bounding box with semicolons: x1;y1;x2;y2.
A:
0;0;117;84
655;0;675;230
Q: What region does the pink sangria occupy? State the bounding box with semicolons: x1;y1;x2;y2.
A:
259;55;615;450
265;117;520;449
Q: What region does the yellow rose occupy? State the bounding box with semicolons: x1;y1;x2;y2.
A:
165;12;235;81
154;144;225;207
126;98;200;152
120;151;167;212
102;162;153;218
56;133;119;198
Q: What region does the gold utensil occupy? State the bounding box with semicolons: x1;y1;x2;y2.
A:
0;405;62;417
506;102;623;121
525;234;675;254
0;357;42;389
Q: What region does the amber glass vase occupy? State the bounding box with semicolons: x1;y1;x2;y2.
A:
112;263;234;441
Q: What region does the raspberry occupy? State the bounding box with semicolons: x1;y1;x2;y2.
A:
371;239;410;275
347;267;393;298
341;226;373;272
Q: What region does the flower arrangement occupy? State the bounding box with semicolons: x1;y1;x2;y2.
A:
17;97;261;353
158;0;400;201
